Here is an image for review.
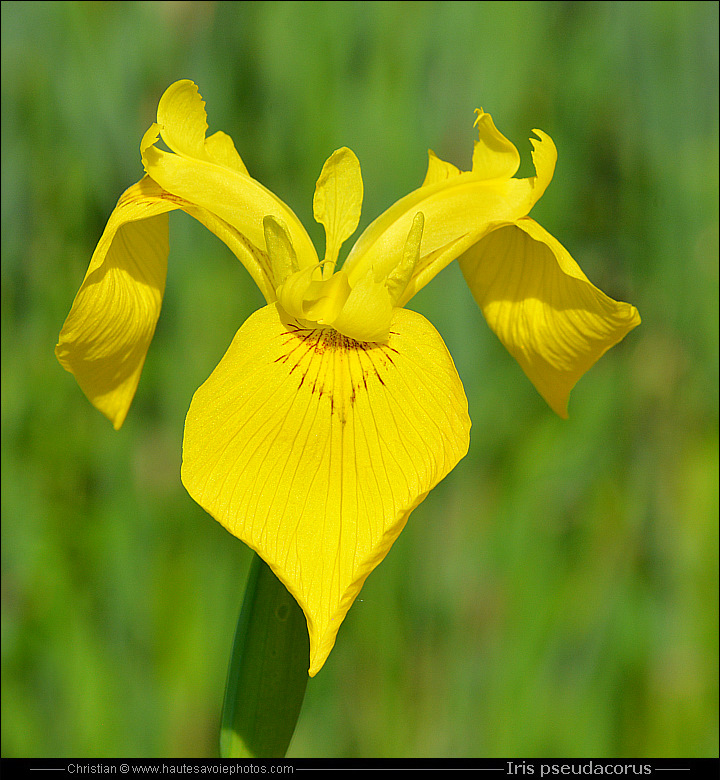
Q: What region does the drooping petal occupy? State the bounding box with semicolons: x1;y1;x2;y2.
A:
343;115;556;306
56;176;277;429
313;147;363;267
459;217;641;418
143;80;319;271
181;304;471;675
56;176;172;429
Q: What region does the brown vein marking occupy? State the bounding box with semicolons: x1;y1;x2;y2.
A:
159;192;185;205
277;324;396;424
275;328;318;364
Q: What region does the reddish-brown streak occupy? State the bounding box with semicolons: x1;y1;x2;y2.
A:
275;326;398;418
159;192;185;204
277;329;317;364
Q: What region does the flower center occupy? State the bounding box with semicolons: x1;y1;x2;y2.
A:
268;212;425;344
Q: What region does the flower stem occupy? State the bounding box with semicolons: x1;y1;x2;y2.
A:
220;553;310;758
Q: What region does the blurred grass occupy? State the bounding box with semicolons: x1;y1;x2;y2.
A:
1;0;717;759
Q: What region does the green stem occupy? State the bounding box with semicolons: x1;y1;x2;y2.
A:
220;553;310;758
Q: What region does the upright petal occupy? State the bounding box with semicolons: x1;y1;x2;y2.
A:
205;131;250;176
150;81;249;173
460;217;641;417
156;79;211;160
56;176;277;429
181;304;471;675
421;150;461;188
343;115;556;305
313;147;363;267
143;80;319;271
471;109;521;180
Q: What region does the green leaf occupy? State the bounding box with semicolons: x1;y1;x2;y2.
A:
220;554;309;758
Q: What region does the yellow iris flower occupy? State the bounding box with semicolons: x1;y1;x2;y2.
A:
56;80;640;676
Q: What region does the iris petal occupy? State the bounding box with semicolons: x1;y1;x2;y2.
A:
56;177;172;429
181;304;470;675
313;147;363;267
421;150;462;187
471;109;521;180
56;176;278;429
156;79;211;160
344;117;556;305
142;81;318;271
459;217;641;417
155;81;249;175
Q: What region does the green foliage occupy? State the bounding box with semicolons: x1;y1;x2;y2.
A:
220;555;309;758
2;0;717;758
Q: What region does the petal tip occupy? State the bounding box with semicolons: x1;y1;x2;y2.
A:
473;107;488;124
140;123;161;155
556;404;570;420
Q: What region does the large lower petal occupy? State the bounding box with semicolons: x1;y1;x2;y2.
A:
181;304;471;675
56;176;276;429
460;217;641;417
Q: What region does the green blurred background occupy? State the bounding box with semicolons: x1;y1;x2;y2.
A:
2;0;717;759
